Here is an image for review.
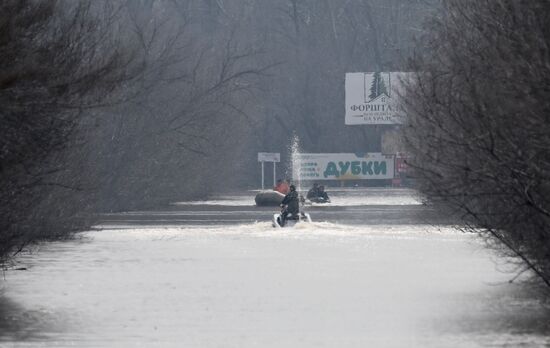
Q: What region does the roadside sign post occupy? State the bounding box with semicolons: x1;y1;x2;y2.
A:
258;152;281;190
273;162;276;188
261;161;265;189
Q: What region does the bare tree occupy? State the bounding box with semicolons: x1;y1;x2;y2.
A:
0;0;150;264
402;0;550;288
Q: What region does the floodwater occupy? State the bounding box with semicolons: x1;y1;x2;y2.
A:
1;188;549;347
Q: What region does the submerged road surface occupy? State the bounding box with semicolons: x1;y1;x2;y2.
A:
1;188;549;347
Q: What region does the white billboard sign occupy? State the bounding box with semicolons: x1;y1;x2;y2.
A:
345;72;407;125
293;153;395;181
258;152;280;162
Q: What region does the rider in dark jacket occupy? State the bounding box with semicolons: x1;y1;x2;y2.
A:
318;185;330;202
306;183;320;200
280;185;300;226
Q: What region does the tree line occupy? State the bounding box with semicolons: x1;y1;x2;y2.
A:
0;0;267;265
402;0;550;288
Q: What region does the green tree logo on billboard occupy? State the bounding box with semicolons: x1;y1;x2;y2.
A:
368;72;389;101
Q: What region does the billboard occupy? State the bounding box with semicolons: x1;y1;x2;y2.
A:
293;153;395;181
345;72;408;125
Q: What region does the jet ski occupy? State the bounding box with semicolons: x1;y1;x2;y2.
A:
306;197;331;204
272;211;312;228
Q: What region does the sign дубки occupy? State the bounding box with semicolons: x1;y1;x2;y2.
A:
293;153;395;181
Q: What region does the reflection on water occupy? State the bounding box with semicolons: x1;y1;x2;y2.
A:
0;296;63;342
1;191;549;347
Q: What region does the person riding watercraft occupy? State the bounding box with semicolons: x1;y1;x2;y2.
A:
307;184;330;203
318;185;330;203
280;184;300;227
306;183;320;200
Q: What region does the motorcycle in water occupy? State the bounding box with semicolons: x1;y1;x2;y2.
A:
272;210;312;228
272;195;312;228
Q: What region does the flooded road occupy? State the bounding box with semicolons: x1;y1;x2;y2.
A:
1;188;549;347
